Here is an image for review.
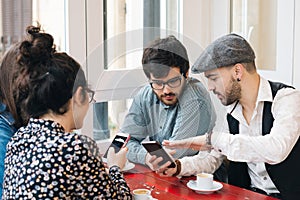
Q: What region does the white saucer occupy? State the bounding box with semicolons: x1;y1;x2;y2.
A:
187;180;223;194
122;162;135;171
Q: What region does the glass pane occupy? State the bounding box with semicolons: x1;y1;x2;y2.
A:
32;0;66;51
104;0;180;70
93;100;132;140
0;0;66;58
230;0;277;70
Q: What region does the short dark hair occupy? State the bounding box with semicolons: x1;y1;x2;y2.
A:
142;35;189;79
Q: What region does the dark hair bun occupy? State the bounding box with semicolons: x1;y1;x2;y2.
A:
18;25;56;68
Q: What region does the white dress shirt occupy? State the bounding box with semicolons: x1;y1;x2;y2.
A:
211;76;300;194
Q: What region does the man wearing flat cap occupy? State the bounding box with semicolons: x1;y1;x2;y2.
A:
163;33;300;199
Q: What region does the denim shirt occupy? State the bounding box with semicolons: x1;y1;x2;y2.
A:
122;78;216;164
0;102;16;199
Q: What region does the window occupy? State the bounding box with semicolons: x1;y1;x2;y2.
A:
230;0;277;71
0;0;66;58
230;0;294;85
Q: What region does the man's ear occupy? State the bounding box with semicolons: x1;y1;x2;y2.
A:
73;86;86;105
185;70;189;78
234;63;244;80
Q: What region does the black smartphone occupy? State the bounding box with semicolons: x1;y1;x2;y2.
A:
102;133;130;160
142;141;176;168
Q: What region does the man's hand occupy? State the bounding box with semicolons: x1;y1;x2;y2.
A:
145;149;176;172
155;161;177;177
162;135;206;150
145;153;163;171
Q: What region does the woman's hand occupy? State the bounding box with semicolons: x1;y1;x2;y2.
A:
107;147;128;169
162;135;207;151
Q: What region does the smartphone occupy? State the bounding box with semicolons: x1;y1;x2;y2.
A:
102;133;130;160
142;141;176;168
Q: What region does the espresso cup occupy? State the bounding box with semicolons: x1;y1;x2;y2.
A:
196;172;213;190
133;188;152;200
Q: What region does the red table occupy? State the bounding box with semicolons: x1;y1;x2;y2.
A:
124;164;278;200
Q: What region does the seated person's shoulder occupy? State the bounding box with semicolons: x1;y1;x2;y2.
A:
133;84;158;104
76;134;101;158
183;77;210;99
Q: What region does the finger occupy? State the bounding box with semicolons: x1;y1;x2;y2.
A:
117;146;128;155
107;147;116;155
165;149;176;156
103;162;108;168
163;170;167;175
156;166;175;177
162;140;177;149
152;157;163;166
156;169;168;177
156;161;171;174
151;157;163;171
148;154;157;163
163;141;182;148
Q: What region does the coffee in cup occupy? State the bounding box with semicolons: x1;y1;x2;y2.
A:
196;172;213;190
133;188;151;200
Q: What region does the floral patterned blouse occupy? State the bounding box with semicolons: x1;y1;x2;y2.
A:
2;118;132;199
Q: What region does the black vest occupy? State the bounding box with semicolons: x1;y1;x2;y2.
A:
227;81;300;200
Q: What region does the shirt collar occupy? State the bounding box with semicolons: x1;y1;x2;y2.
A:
257;76;273;103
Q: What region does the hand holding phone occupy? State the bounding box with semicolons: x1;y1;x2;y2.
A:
142;141;176;168
103;133;130;159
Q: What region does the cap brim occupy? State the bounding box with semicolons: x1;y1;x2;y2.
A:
191;51;218;74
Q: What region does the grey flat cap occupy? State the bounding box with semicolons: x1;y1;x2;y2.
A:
192;33;255;73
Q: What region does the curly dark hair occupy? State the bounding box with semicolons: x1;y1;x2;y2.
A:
142;35;190;79
0;24;88;126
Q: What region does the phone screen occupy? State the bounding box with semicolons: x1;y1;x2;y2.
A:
103;134;130;158
142;141;176;168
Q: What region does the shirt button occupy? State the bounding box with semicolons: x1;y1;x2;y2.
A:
263;177;267;180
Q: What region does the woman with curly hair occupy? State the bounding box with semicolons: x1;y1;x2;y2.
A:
2;25;132;199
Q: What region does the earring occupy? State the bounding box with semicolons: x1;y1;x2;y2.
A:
237;78;241;82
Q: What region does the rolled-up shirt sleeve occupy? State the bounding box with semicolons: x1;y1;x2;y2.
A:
179;149;224;176
211;88;300;164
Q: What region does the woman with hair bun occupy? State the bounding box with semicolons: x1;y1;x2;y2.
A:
2;25;132;199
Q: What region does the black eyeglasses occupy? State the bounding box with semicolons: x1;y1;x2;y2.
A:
85;88;95;103
149;75;182;90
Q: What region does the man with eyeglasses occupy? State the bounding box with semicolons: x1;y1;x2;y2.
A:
120;36;225;180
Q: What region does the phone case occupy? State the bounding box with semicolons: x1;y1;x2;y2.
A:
142;141;176;168
103;133;130;158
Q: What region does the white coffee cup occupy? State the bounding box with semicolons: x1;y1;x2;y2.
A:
133;188;152;200
196;172;213;190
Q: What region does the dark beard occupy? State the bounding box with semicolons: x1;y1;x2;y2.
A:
225;77;241;105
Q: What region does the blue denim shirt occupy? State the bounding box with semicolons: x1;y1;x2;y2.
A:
122;78;216;164
0;102;16;199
